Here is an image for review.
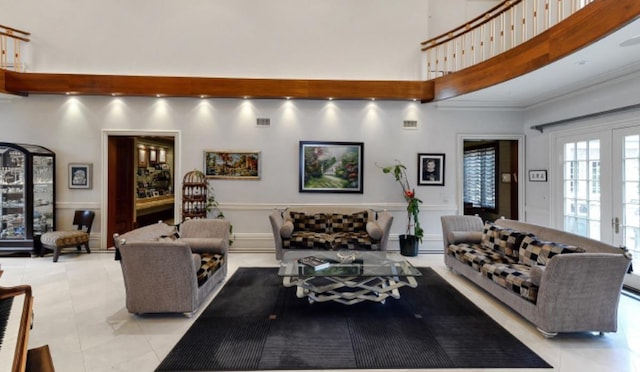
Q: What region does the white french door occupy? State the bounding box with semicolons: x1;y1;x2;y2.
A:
557;130;612;242
556;125;638;288
612;127;640;267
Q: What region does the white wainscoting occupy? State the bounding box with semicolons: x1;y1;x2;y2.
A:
63;201;458;253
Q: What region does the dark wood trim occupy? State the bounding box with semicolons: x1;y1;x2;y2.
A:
3;71;428;101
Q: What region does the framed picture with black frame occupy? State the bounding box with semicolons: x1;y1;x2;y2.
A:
68;163;93;189
299;141;364;193
418;153;445;186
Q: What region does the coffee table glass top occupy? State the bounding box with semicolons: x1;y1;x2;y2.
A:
278;250;422;277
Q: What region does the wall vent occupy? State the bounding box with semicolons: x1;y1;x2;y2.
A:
403;120;418;130
256;118;271;127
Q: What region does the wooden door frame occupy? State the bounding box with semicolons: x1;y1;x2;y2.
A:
457;134;525;220
101;129;181;249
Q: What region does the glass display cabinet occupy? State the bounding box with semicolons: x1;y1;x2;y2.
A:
0;142;56;252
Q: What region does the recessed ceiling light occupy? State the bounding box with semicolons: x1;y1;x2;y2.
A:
620;35;640;47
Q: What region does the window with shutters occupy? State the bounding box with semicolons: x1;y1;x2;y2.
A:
464;143;497;210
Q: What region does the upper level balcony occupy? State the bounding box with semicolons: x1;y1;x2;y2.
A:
1;0;639;105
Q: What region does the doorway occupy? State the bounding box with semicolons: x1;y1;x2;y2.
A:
553;125;639;292
458;134;524;221
102;130;181;249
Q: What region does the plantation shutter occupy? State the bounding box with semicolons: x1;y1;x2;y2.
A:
464;144;497;209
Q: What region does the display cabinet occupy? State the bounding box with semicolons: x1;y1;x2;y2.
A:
0;143;55;252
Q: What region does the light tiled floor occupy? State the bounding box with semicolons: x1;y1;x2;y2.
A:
1;251;639;372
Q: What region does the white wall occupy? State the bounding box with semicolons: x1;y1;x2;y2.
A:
1;0;527;251
522;70;640;227
0;94;523;250
6;0;431;80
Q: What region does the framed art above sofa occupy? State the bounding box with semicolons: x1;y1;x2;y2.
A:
299;141;364;193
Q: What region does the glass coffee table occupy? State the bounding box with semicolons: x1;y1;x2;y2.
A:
278;250;422;305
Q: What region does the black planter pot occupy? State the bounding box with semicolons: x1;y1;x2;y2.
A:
399;234;419;257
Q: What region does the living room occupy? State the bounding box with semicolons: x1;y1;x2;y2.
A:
1;0;639;371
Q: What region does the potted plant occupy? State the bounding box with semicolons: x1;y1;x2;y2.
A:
380;161;423;256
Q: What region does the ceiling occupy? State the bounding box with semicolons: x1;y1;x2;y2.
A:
436;17;640;109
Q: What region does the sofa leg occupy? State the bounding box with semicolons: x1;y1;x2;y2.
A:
537;328;558;338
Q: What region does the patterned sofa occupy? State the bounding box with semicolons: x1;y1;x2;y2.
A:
441;215;631;338
113;219;229;316
269;206;393;260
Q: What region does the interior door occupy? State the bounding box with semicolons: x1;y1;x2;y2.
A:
107;136;135;246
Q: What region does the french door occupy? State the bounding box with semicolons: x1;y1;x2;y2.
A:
556;125;638;289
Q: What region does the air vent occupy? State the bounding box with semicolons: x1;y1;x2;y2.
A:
403;120;418;130
256;118;271;127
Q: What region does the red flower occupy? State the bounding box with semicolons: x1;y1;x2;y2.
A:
404;190;414;199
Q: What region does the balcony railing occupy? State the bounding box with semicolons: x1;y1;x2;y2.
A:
421;0;594;80
0;24;30;72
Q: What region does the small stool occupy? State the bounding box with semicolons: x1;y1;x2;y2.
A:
40;210;95;262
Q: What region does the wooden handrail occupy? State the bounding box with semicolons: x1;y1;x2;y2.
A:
0;24;30;36
0;31;30;43
420;0;522;50
421;0;596;79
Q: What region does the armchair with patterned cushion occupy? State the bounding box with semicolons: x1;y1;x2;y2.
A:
113;219;229;316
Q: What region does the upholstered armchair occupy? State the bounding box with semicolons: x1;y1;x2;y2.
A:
114;219;229;316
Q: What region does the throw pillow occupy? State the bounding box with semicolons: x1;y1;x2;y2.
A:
482;222;511;255
519;236;585;267
448;230;483;244
518;236;543;267
366;221;383;240
279;220;294;238
289;211;328;233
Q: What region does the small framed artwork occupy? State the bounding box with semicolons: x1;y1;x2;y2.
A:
149;148;157;165
138;147;147;167
204;150;261;179
69;163;93;189
158;148;167;164
418;153;445;186
299;141;364;193
529;170;547;182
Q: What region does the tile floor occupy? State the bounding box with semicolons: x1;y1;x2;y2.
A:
0;251;639;372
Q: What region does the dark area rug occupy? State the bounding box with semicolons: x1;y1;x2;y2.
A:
156;267;551;371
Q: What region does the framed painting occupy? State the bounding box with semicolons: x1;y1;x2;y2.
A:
137;147;147;167
299;141;364;193
69;163;93;189
418;153;445;186
203;150;261;179
158;148;167;164
149;147;157;165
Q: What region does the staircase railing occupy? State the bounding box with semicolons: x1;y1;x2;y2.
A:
421;0;594;80
0;24;30;72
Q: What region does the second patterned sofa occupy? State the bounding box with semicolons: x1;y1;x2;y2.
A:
269;206;393;260
441;215;631;338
